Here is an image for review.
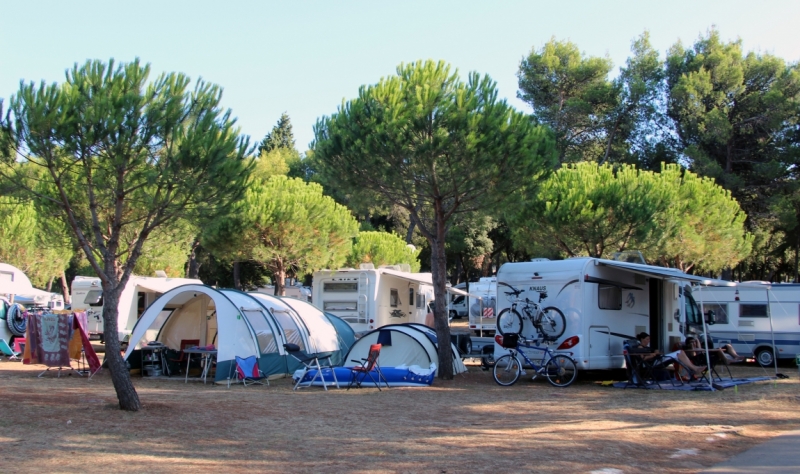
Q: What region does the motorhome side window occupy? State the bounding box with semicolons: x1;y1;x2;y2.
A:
409;288;415;306
85;289;103;306
701;302;729;324
416;293;424;308
323;282;358;292
598;284;621;310
390;289;400;307
740;304;768;318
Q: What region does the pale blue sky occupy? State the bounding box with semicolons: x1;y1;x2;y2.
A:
2;1;798;152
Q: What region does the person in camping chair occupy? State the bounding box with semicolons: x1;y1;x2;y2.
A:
635;332;706;376
684;336;745;364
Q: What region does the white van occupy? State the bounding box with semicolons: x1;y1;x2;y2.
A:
693;283;800;366
71;275;202;343
448;282;467;320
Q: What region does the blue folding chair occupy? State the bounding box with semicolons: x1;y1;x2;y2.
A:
0;338;21;361
228;355;268;387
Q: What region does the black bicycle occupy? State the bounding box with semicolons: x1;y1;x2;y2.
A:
495;282;566;341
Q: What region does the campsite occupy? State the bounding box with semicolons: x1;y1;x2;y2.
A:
0;350;798;473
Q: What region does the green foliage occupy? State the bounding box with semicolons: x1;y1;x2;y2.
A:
258;112;296;154
0;196;73;287
512;162;669;258
203;175;359;285
517;38;616;163
644;164;752;273
512;162;752;273
347;231;421;272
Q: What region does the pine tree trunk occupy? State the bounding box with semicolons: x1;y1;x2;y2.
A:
431;215;454;380
274;260;286;296
101;285;141;411
60;271;71;304
233;261;241;290
187;238;201;279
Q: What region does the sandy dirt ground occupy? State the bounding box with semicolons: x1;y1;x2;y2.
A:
1;345;799;474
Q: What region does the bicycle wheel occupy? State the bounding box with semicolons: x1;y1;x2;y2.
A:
492;354;521;386
539;306;566;341
496;308;523;335
544;354;578;387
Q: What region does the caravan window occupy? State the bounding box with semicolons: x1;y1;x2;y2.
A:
323;301;357;311
416;293;425;309
409;288;415;306
701;302;729;324
740;304;768;318
598;285;621;310
85;289;103;306
323;282;358;292
390;289;400;307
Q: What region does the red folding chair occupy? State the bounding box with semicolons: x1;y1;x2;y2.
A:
347;343;389;391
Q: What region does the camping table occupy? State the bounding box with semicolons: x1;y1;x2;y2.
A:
183;348;217;384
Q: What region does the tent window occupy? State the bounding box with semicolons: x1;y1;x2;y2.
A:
598;285;621;310
244;310;278;354
390;289;400;307
702;302;729;324
409;288;415;306
740;304;768;318
85;289;103;306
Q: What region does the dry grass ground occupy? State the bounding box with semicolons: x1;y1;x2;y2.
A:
1;353;798;474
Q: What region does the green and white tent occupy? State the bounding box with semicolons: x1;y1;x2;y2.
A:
123;285;355;383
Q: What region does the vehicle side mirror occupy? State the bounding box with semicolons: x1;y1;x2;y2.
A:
705;310;716;326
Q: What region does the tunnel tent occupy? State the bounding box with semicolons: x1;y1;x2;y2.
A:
124;285;355;383
257;294;356;366
343;323;467;375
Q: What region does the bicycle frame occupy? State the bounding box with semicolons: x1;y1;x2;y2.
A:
507;339;557;373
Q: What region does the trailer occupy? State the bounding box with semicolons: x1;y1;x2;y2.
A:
468;276;497;335
693;283;800;366
494;257;724;371
71;275;202;343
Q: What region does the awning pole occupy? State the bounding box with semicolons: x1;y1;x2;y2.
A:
698;285;713;388
767;288;778;375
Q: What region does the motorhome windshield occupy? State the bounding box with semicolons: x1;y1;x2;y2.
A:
685;291;702;327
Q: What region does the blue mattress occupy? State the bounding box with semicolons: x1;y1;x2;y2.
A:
294;364;436;387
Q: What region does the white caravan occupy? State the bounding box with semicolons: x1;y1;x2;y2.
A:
1;262;65;339
71;275;202;343
468;276;497;335
313;263;466;334
494;257;725;371
693;283;800;366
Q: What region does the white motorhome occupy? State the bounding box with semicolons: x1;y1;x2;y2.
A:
312;263;465;334
448;282;468;320
693;283;800;366
71;275;202;343
494;257;722;371
468;276;497;335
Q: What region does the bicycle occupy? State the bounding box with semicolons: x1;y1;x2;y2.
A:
492;333;578;387
495;282;566;341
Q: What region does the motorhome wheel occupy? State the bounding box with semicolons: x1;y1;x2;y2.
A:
755;347;774;367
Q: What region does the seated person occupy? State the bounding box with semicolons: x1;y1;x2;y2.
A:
635;332;706;376
698;335;745;362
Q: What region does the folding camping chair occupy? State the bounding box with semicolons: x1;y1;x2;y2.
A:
168;339;200;375
0;338;21;361
622;340;656;389
227;355;269;388
284;343;339;391
347;343;390;391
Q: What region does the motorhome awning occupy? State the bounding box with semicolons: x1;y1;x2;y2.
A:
595;260;736;287
379;270;482;297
